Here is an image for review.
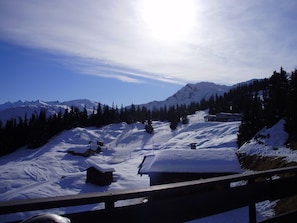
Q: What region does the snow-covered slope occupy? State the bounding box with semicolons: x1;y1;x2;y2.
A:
0;111;241;222
238;119;297;162
1;111;296;222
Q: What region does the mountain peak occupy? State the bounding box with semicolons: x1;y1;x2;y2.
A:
139;82;231;110
169;82;230;103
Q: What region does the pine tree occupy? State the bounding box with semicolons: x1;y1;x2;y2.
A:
145;119;154;134
94;103;103;127
285;69;297;143
264;68;288;127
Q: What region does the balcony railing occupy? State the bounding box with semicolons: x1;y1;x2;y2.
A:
1;166;297;223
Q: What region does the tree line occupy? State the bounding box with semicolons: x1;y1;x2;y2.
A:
0;103;196;156
1;67;296;156
237;67;297;147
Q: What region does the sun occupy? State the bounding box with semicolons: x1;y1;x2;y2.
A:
138;0;197;44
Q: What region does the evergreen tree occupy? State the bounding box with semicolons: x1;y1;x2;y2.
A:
145;119;154;134
81;106;88;126
285;69;297;142
27;110;49;148
119;105;125;123
264;68;288;127
168;106;179;130
237;92;263;147
94;103;103;127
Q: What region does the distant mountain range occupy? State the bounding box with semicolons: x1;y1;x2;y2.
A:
0;81;252;124
0;99;97;125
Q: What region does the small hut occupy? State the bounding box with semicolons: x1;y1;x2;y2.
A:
190;143;197;150
86;165;115;186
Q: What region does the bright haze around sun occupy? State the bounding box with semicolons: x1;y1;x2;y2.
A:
0;0;296;106
139;0;197;44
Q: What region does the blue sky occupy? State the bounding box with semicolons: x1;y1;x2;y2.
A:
0;0;296;106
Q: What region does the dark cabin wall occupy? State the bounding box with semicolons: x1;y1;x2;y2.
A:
149;172;236;186
86;167;113;186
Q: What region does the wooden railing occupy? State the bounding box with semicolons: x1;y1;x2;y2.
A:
1;166;297;223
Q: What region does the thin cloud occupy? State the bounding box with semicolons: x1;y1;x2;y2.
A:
0;0;296;85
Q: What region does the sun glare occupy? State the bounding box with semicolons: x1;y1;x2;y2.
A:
139;0;197;44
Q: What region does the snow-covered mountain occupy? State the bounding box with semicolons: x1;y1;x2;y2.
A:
0;99;99;124
0;81;246;124
140;82;230;110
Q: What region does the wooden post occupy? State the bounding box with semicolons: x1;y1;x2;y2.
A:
249;203;256;223
248;178;257;223
105;201;114;209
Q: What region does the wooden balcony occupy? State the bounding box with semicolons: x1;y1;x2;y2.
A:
1;166;297;223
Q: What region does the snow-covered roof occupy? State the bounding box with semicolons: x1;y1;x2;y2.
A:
139;148;242;174
86;160;115;173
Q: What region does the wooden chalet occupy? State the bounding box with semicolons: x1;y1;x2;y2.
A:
138;148;242;186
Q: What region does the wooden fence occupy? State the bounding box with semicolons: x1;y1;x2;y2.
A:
1;166;297;223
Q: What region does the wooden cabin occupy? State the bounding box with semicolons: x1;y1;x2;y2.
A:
86;165;115;186
215;112;242;122
138;148;242;186
204;113;242;122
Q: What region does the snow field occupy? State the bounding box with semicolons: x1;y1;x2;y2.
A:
1;111;297;222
